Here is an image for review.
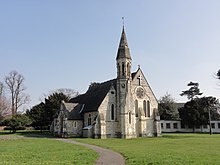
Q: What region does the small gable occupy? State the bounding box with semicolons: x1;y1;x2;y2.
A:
61;101;84;120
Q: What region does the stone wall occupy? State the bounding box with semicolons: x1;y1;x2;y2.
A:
95;85;123;138
130;69;160;136
64;120;83;137
52;113;83;137
84;111;97;127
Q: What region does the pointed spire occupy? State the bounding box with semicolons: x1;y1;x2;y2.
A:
119;27;128;47
116;25;132;60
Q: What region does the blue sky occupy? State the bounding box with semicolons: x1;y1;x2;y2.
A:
1;1;220;109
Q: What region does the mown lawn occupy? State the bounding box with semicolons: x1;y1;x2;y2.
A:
75;133;220;165
0;131;98;165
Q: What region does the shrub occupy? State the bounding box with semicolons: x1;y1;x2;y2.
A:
2;114;32;133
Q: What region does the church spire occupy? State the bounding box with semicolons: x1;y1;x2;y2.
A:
116;26;132;60
116;24;132;80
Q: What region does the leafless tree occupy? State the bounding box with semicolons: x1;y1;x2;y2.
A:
39;88;78;102
0;82;10;118
55;88;79;98
217;69;220;85
4;71;29;115
0;82;3;97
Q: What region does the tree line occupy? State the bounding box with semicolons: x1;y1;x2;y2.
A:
1;69;220;133
159;79;220;133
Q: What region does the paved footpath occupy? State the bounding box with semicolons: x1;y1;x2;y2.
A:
0;134;125;165
56;138;125;165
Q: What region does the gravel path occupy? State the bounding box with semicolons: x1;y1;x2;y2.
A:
56;138;125;165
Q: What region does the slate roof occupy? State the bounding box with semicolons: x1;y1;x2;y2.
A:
131;71;137;80
69;79;117;113
63;103;84;120
116;27;132;60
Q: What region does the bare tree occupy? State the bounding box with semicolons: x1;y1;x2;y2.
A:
55;88;79;98
216;69;220;85
4;71;29;115
0;81;3;97
0;82;10;118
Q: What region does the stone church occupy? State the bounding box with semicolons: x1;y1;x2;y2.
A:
50;27;161;138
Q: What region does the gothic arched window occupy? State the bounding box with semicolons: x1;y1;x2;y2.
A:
143;100;147;117
88;114;91;125
127;62;130;76
147;101;150;117
111;104;115;121
135;100;138;117
122;62;125;76
128;111;131;124
117;63;120;77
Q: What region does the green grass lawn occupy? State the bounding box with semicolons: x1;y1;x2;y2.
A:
0;131;98;165
75;133;220;165
1;132;220;165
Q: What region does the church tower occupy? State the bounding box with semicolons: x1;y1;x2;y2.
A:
116;27;132;79
116;27;135;138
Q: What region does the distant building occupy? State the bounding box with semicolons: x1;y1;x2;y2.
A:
160;103;220;133
161;120;220;133
50;27;161;138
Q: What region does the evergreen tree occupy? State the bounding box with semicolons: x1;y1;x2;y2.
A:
44;92;70;126
158;93;179;120
179;96;220;132
2;114;32;133
27;92;70;130
26;102;46;131
180;82;203;100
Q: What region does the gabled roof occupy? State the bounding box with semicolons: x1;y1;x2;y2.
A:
132;67;158;103
60;102;84;120
116;27;132;60
64;104;84;120
69;79;116;113
62;102;77;111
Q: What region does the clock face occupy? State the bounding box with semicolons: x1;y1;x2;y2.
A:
136;87;145;99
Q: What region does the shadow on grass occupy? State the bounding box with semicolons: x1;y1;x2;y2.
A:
0;130;55;138
162;134;194;139
162;133;214;139
17;131;55;138
0;131;13;136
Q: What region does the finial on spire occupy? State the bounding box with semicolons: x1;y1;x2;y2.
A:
122;17;125;28
138;65;140;69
